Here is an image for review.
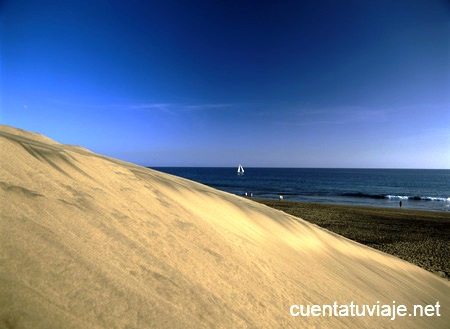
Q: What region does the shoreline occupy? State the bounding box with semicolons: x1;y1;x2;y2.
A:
243;191;450;212
252;196;450;213
254;198;450;279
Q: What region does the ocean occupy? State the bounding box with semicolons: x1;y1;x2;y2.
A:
151;168;450;212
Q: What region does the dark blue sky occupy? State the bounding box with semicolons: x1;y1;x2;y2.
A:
2;0;449;168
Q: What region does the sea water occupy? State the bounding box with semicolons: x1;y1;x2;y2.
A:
151;168;450;212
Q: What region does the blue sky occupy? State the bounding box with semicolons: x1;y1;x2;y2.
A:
1;0;449;168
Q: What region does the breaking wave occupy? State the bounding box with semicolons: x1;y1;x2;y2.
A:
344;192;450;202
385;195;450;202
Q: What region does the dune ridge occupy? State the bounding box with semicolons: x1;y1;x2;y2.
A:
1;124;449;328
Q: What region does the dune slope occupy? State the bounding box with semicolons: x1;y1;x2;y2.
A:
1;124;449;328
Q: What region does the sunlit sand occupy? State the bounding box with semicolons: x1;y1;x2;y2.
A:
1;124;449;328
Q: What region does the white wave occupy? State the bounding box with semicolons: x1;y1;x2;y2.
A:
421;196;450;202
385;195;450;202
385;195;409;200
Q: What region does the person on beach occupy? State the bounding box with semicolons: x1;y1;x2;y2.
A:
399;200;402;208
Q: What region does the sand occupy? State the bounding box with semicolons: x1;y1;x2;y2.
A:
1;124;449;328
255;200;450;278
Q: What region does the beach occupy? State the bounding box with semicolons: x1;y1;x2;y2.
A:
1;124;450;328
255;200;450;279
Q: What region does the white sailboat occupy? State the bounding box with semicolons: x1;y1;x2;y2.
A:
237;164;244;175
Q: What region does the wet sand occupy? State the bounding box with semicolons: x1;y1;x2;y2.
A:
255;199;450;278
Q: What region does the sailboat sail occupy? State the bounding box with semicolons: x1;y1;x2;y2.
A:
237;164;244;175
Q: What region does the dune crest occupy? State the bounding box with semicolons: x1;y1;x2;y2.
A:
1;124;449;328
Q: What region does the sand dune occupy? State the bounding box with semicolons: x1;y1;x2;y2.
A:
1;124;449;328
